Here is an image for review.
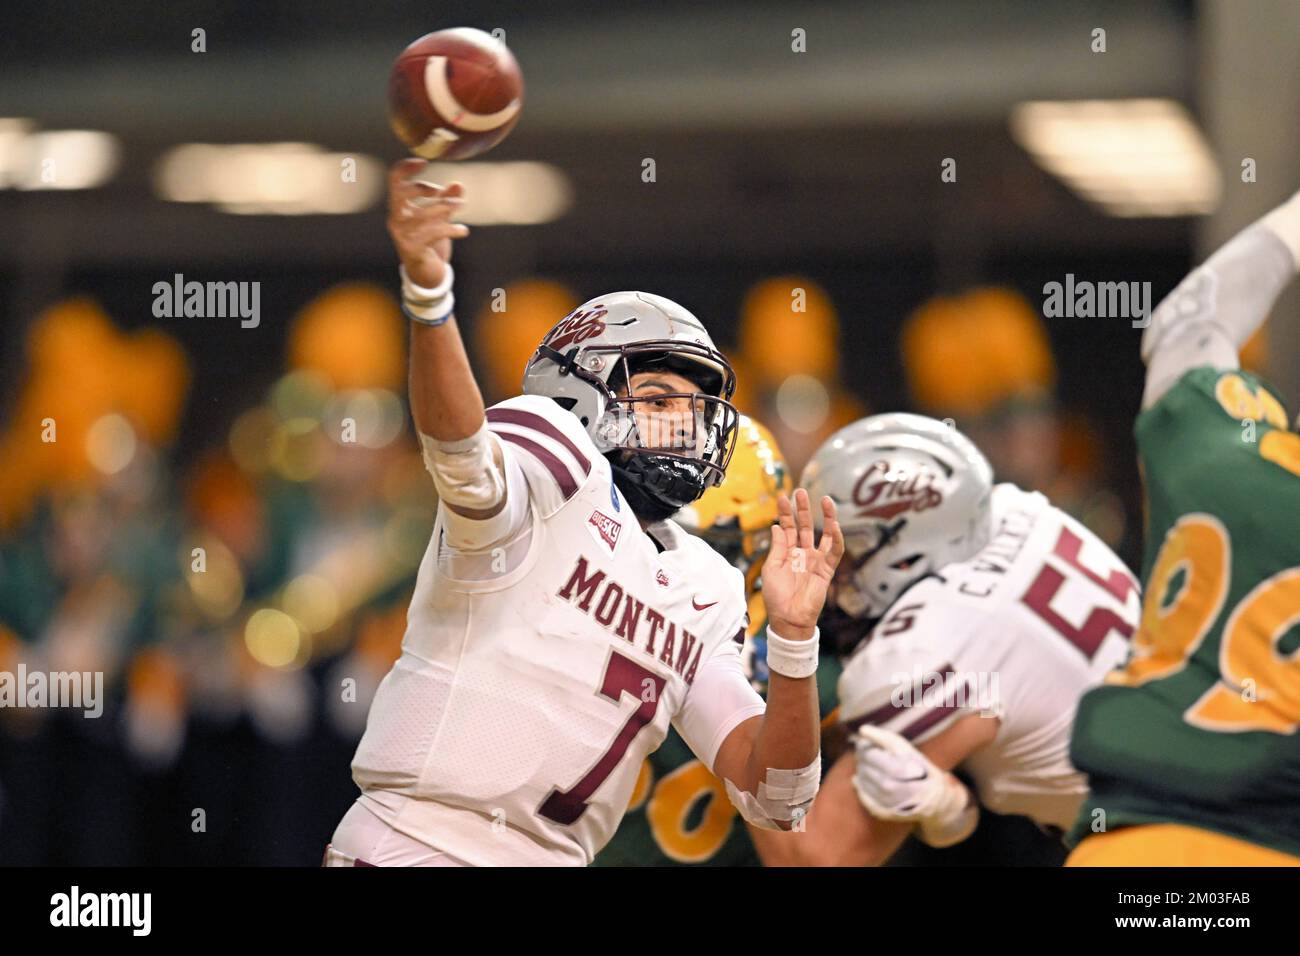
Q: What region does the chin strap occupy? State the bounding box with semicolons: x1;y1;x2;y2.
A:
536;345;582;377
609;453;704;521
610;462;680;520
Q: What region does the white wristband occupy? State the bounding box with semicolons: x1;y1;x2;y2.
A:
400;264;456;325
403;295;455;325
765;625;819;679
400;263;455;301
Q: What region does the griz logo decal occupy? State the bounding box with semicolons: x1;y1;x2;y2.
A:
542;307;609;352
852;459;944;519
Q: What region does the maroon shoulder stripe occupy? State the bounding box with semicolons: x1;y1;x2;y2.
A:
496;431;580;499
842;663;957;732
843;698;905;733
899;698;965;742
486;408;591;474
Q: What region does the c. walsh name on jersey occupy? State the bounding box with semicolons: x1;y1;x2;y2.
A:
558;554;708;683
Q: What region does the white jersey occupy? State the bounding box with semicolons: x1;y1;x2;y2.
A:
838;484;1139;832
351;395;760;865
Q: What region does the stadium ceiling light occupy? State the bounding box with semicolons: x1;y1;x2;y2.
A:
413;161;573;225
154;145;570;223
0;120;120;190
154;143;385;215
1010;99;1221;218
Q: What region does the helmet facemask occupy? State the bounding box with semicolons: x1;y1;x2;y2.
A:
604;345;737;472
800;413;997;650
836;517;934;620
541;340;739;518
523;291;741;521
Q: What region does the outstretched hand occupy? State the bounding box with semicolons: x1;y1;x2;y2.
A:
761;488;844;641
386;158;470;289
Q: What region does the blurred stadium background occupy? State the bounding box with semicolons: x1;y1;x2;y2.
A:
1;0;1298;864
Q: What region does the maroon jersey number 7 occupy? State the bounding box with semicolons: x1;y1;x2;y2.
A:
538;652;667;825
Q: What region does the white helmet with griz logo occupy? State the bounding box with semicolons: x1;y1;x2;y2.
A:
522;291;740;520
800;413;994;648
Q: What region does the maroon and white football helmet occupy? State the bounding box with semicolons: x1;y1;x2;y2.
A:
801;413;994;622
522;291;740;518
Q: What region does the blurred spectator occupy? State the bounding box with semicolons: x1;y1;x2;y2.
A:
0;298;191;863
0;284;439;864
735;276;868;475
472;278;580;404
901;286;1129;552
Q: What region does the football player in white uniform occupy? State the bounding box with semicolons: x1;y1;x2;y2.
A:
324;160;844;866
749;413;1138;865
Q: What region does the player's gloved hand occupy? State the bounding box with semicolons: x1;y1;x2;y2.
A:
850;724;978;848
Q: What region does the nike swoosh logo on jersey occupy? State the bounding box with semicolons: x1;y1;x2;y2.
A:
692;598;718;610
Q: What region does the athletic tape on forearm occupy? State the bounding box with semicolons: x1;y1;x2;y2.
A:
418;421;506;512
759;758;822;805
723;755;822;831
765;625;819;679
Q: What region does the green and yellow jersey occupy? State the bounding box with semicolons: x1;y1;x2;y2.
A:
594;612;843;867
1069;367;1300;856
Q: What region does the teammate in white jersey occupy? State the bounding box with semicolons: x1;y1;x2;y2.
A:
749;413;1138;865
325;160;844;866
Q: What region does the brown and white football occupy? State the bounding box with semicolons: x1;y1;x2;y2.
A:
387;27;524;161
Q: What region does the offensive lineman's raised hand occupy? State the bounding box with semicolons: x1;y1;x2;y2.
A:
762;488;844;642
386;158;470;289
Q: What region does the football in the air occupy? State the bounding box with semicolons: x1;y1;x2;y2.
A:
387;27;524;161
